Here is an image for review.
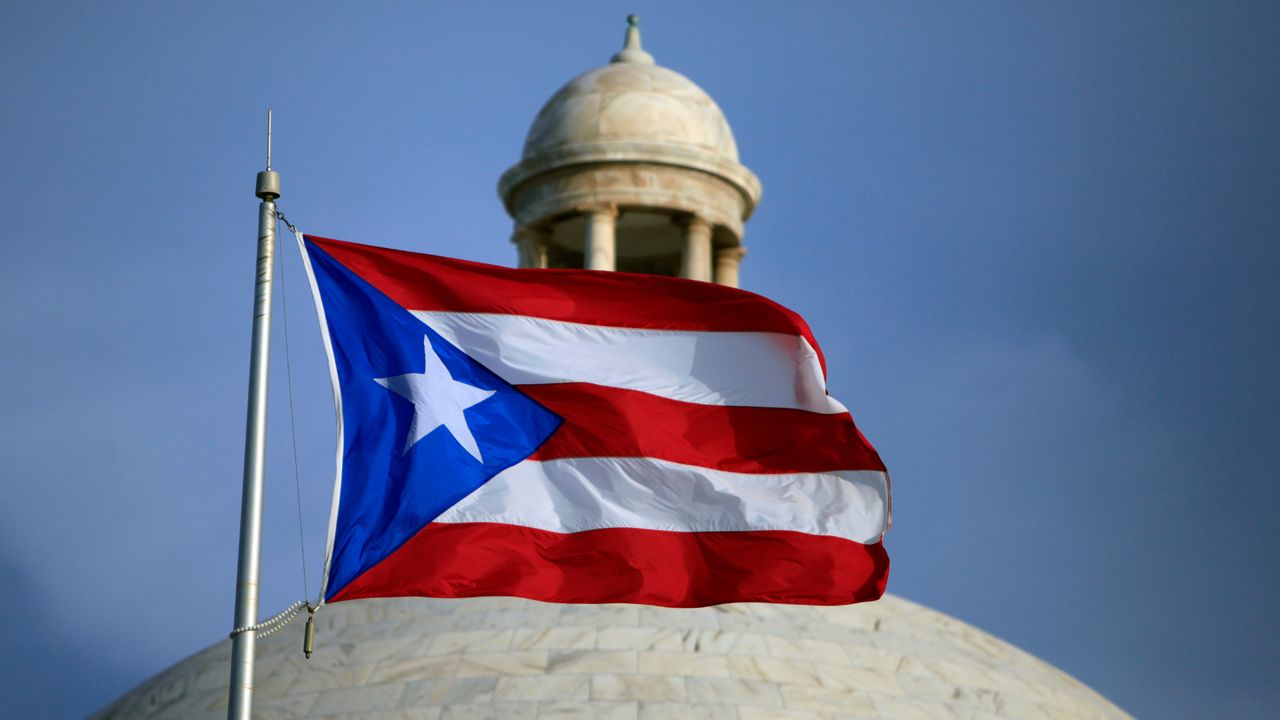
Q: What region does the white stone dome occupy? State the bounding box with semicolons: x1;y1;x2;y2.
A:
498;18;761;224
94;595;1132;719
521;62;741;166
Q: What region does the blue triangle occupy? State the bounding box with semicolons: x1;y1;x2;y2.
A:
305;242;562;600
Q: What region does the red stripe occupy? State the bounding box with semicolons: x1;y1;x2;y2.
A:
329;522;889;607
305;234;826;375
522;383;886;474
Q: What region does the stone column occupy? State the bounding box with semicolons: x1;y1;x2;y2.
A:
714;246;747;288
584;206;617;271
512;225;548;269
678;216;713;282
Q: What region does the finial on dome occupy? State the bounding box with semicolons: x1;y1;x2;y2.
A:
610;14;655;65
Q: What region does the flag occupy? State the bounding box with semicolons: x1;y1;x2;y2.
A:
300;234;891;608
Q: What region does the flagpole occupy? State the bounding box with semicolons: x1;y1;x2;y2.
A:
227;110;280;720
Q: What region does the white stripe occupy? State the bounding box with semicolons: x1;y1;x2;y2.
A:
412;311;847;415
435;457;888;544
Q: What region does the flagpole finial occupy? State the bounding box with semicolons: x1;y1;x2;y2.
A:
256;109;281;200
266;108;273;171
611;14;655;65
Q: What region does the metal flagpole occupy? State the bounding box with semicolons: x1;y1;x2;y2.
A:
228;110;281;720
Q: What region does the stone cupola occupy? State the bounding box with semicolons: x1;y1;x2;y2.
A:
498;16;761;286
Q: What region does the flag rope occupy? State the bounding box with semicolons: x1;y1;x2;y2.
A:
274;208;311;604
279;211;336;611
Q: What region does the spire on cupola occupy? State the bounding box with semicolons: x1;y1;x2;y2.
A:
610;14;655;65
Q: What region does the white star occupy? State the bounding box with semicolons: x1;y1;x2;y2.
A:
374;337;496;462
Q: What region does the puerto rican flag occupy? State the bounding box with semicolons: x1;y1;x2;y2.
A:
299;234;890;608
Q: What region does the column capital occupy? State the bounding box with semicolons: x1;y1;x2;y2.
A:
511;223;550;243
715;245;747;261
582;203;619;220
672;213;712;231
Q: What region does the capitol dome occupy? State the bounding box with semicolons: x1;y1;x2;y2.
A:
94;595;1131;719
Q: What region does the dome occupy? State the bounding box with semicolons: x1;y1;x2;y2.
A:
521;62;740;166
94;595;1132;719
498;17;761;224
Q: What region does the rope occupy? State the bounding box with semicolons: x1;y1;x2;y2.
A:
277;211;329;610
229;600;310;639
274;208;311;602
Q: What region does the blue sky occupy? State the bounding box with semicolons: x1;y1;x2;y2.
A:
2;2;1278;717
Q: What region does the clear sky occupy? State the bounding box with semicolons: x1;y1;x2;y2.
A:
2;2;1278;717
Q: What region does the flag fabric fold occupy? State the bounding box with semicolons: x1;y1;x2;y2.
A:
299;234;890;608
